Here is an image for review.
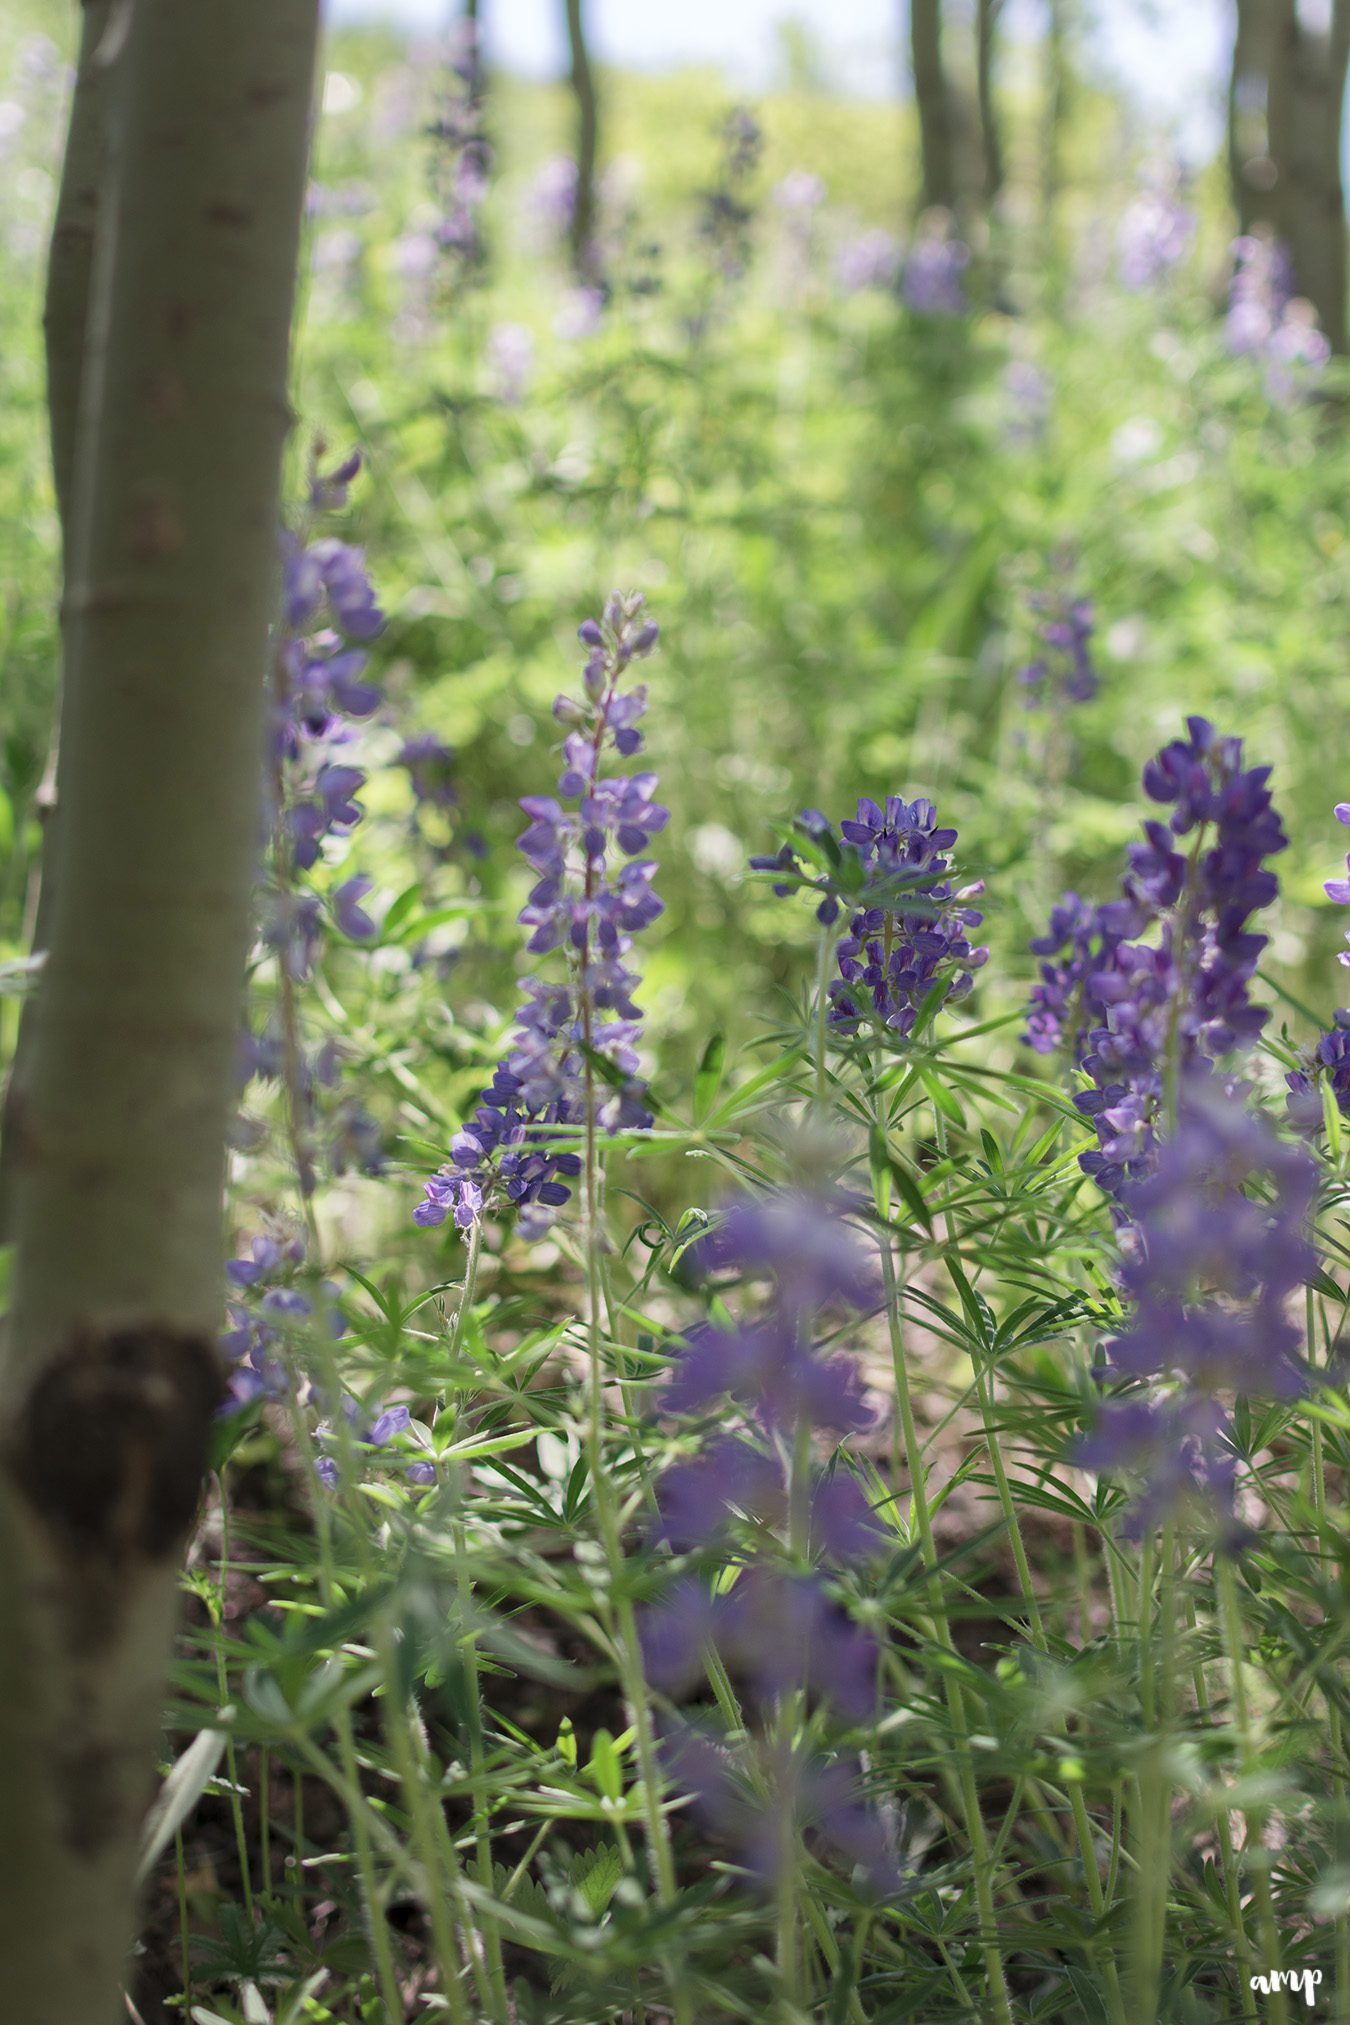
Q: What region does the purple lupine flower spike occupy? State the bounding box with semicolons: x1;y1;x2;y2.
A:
752;794;986;1042
1288;805;1350;1129
1078;1078;1315;1534
1017;587;1098;710
1028;719;1287;1207
641;1185;893;1894
414;595;664;1240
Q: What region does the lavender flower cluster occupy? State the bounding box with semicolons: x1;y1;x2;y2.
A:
425;20;490;284
1017;585;1097;709
227;452;461;1430
836;227;901;296
697;106;762;287
1226;233;1331;403
414;594;665;1240
1027;719;1287;1203
1116;163;1196;292
1288;802;1350;1127
222;1233;435;1487
752;794;986;1043
266;448;385;983
1080;1080;1315;1531
902;211;969;318
235;448;405;1205
829;798;987;1037
641;1191;897;1890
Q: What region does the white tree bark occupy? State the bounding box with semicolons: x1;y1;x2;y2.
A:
0;4;319;2019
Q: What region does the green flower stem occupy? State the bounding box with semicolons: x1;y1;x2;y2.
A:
212;1480;255;1922
276;950;484;2023
932;1098;1127;2022
278;1389;407;2023
1218;1552;1288;2025
581;1059;691;2025
446;1216;511;2018
1130;1533;1166;2018
877;1234;1014;2025
1309;1279;1350;2025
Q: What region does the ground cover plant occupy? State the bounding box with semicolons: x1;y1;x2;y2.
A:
5;4;1350;2022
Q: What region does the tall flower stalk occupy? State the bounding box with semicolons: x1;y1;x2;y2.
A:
232;454;505;2018
414;596;685;2004
643;1192;893;2016
415;594;664;1239
753;790;1022;2023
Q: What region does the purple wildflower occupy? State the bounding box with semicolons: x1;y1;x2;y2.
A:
902;211;969;317
219;1231;309;1412
752;796;986;1040
656;1191;880;1551
1017;586;1098;708
828;798;987;1039
836;227;902;295
1116;161;1196;290
1079;1079;1314;1531
642;1567;877;1720
314;1397;432;1491
697;105;762;287
414;595;663;1240
1024;893;1123;1060
1030;719;1287;1205
486;323;534;406
425;19;490;289
1226;232;1330;403
654;1438;882;1562
1288;807;1350;1128
525;154;579;252
646;1187;892;1894
1002;357;1052;445
662;1188;877;1427
555;285;605;341
658;1723;900;1893
399;732;458;813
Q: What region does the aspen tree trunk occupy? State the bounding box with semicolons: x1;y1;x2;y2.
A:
565;0;599;280
1041;0;1069;250
0;4;319;2020
1229;0;1279;235
911;0;957;213
1268;0;1350;349
976;0;1004;209
0;0;115;1241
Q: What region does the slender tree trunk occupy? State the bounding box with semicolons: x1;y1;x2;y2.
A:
911;0;957;213
1229;0;1278;235
46;0;113;537
1267;0;1350;348
976;0;1004;209
0;3;319;2019
0;0;115;1242
565;0;598;280
1041;0;1069;255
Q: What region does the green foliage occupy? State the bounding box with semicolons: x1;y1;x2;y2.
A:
8;13;1350;2024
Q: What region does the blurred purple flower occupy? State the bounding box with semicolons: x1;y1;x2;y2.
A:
1116;162;1196;290
902;212;968;317
836;227;901;295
